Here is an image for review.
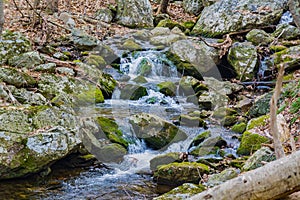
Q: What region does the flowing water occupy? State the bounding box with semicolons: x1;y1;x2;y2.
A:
0;49;240;199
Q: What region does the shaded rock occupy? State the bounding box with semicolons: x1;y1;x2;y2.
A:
92;143;127;163
116;0;153;28
71;29;98;50
56;67;75;76
153;13;170;26
189;130;211;148
150;152;184;171
234;96;253;113
183;0;204;15
212;107;237;118
248;92;273;117
242;147;275;171
178;76;208;96
96;117;129;148
192;0;288;36
246;29;274;46
206;168;239;187
227;42;258;81
119;84;148;100
0;67;36;88
129;113;187;150
10;87;47;105
221;116;238;126
157;19;184;31
98;73;117;99
95;8;114;23
150;27;171;36
0;31;32;64
132;75;147;84
190;136;227;156
157;81;176;96
272;24;300;40
8;51;43;69
153;162;209;186
153;183;205;200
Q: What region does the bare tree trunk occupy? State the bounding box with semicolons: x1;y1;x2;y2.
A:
0;0;4;35
191;150;300;200
270;64;285;159
157;0;170;14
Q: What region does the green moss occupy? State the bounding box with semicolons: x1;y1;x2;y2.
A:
156;162;209;175
86;54;106;68
237;131;269;155
76;85;104;104
231;122;247;133
182;21;195;30
157;81;176;96
221;116;238;126
247;115;269;130
157;19;184;31
270;45;287;52
122;39;142;51
132;75;147;84
96;117;128;148
99;73;117;98
137;58;152;76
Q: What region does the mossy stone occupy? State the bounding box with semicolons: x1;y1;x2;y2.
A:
157;81;176;96
137;58;152;76
179;114;207;127
0;67;36;88
237;131;269;155
231;122;247;133
221;115;238;126
122;39;142;51
150;152;183;171
157;19;184;31
85;54;106;69
246;29;274;46
76;85;104;104
247;115;269;130
120;84;148;100
132;75;147;84
189;131;211;148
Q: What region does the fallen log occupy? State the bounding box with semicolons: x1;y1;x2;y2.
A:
191;150;300;200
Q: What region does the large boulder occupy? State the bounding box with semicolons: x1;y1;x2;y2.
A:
129;113;187;150
192;0;288;36
167;39;219;80
116;0;153;28
272;45;300;71
227;42;258;81
150;152;185;171
8;51;43;69
242;147;275;171
206;168;239;187
153;162;209;185
119;84;148;100
0;67;36;88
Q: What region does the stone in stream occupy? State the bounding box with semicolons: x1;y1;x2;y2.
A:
119;84;148;100
189;136;227;157
157;81;176;97
192;0;288;36
150;152;188;171
129;113;187;150
153;162;209;186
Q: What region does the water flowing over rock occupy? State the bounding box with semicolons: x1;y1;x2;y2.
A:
129;113;187;150
192;0;288;36
116;0;153;28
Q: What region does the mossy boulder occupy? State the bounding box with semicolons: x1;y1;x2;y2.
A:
120;84;148;100
98;73;117;99
34;63;56;73
132;75;148;84
150;152;184;171
121;39;142;51
75;85;104;105
85;54;106;69
157;81;176;96
0;67;36;88
189;131;211;148
246;29;274;46
129;113;187;150
96;117;129;148
192;0;287;37
227;42;258;81
8;51;43;68
221;115;238;126
212;107;237;118
92;143;127;163
153;162;209;186
153;183;205;200
272;24;300;40
237;131;269;156
116;0;153;28
11;87;47;105
179;114;207;127
0;31;32;64
71;29;98;50
95;8;114;23
242;147;275;171
157;19;184;31
272;45;300;71
150;34;184;46
231;122;247;133
178;76;208;96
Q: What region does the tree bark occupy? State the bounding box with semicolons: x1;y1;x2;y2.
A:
270;64;285;159
157;0;170;14
191;150;300;200
0;0;4;35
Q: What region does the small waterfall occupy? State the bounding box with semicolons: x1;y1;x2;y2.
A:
120;50;178;81
279;11;293;24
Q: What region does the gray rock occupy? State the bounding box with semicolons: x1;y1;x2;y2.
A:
183;0;204;15
71;29;98;50
116;0;153;28
119;84;148;100
150;152;183;171
206;168;239;186
0;67;36;88
272;24;300;40
56;67;75;76
150;34;184;46
246;29;274;46
227;42;258;81
129;113;187;150
34;63;56;73
192;0;288;36
95;8;114;23
8;51;43;68
242;147;275;171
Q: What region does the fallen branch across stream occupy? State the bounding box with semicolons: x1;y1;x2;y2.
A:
191;150;300;200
